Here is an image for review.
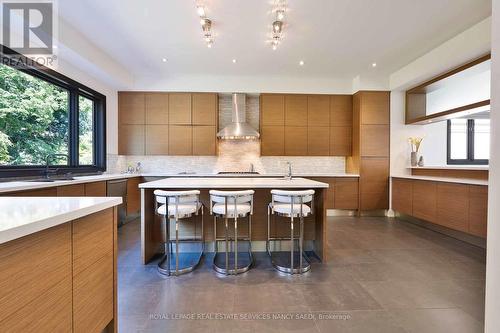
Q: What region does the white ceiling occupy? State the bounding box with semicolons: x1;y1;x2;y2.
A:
58;0;491;83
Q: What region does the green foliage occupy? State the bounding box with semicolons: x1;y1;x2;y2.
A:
0;64;91;166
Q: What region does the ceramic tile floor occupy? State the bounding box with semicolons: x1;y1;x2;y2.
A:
117;216;486;333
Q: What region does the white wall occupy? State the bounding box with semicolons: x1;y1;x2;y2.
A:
389;17;492;176
485;1;500;332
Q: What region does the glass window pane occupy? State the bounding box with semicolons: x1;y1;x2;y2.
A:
0;64;69;166
474;119;490;160
449;119;468;160
79;95;94;165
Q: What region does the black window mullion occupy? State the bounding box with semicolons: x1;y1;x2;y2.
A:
69;89;79;167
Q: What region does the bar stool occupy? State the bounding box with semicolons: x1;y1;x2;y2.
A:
154;190;204;276
267;189;315;274
209;190;254;275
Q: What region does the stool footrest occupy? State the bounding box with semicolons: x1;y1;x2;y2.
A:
213;251;253;275
269;251;311;274
158;251;203;276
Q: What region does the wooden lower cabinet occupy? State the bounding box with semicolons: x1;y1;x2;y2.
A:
392;178;488;238
57;184;85;196
0;208;117;332
84;181;107;196
127;177;141;215
334;178;359;209
360;158;389;210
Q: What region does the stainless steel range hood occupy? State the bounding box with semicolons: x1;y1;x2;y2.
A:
217;93;260;140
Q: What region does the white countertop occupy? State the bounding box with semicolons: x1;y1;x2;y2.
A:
392;174;488;186
139;177;329;189
0;197;122;244
409;165;488;171
141;172;359;178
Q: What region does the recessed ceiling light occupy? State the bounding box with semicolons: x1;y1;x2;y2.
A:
196;5;205;17
162;58;167;62
372;63;377;67
232;59;237;63
299;60;304;66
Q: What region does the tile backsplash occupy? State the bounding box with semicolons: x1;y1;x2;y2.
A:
107;94;346;175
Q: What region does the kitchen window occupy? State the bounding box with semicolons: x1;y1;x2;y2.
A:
0;46;106;177
447;118;490;165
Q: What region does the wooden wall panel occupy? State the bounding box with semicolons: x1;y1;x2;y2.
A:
307;95;330;127
330;126;352;156
392;178;413;215
334;178;359;209
412;180;437;222
284;126;308;156
193;126;216;155
168;125;193;155
261;126;285;156
145;93;168;125
57;184;85;197
118;92;144;125
261;94;285;126
118;125;145;155
468;185;488;237
192;93;217;125
168;93;192;125
330;95;353;127
436;183;469;233
145;125;169;155
285;95;308;126
307;126;330;156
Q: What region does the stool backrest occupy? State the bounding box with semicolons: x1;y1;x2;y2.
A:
271;189;314;204
209;190;255;215
154;190;201;217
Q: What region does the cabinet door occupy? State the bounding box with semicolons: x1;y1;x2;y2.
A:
57;184;85;196
437;183;469;232
168;125;193;155
261;94;285;126
192;93;217;125
169;93;192;125
84;182;107;196
412;180;437;222
469;185;488;238
360;125;389;157
309;177;335;209
285;95;308;126
307;126;330;156
330;126;352;156
118;92;145;124
307;95;330;127
127;177;141;215
118;125;145;155
145;93;168;125
360;157;389;210
334;178;359;209
145;125;169;155
330;95;353;127
193;126;216;155
261;126;284;155
392;178;413;215
285;126;308;156
360;91;390;125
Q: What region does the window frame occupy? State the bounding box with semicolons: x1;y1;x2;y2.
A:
447;119;489;165
0;45;106;178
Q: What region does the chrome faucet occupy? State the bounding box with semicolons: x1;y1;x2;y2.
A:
285;161;292;180
44;153;68;180
250;163;255;173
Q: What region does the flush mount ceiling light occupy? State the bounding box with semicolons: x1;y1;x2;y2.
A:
196;2;215;48
269;0;286;50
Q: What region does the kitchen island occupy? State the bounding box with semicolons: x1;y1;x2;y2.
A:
139;177;329;264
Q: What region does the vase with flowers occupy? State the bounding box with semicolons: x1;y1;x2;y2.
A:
408;137;424;167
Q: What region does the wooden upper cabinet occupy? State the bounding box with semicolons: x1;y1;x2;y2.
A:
118;125;145;155
436;183;469;233
307;126;330;156
119;92;145;124
261;94;285;126
360;91;390;125
285;126;308;156
412;180;437;222
330;127;352;156
193;126;216;155
307;95;330;127
261;126;284;156
192;93;217;125
285;95;308;126
145;125;169;155
168;125;192;155
145;93;168;125
392;178;413;215
468;185;488;238
330;95;353;127
360;125;390;157
169;93;192;125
